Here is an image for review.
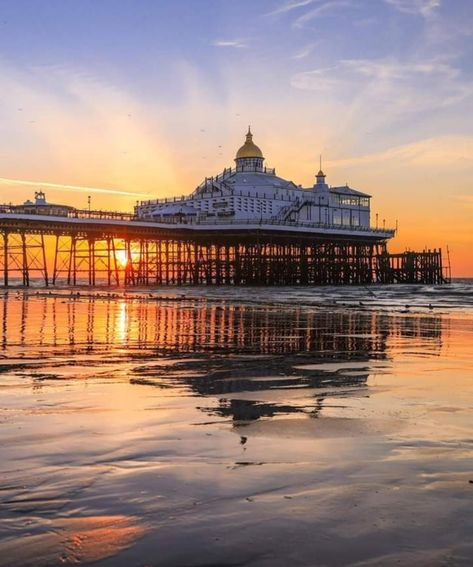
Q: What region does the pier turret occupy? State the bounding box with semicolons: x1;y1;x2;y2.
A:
314;157;328;190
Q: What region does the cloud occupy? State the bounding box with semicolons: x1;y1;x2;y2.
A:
291;56;472;115
0;177;149;197
327;136;473;169
293;1;354;28
267;0;319;17
211;39;247;48
292;43;318;59
384;0;440;17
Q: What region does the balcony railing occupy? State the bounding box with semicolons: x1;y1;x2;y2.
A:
133;216;395;235
0;207;395;236
138;164;277;206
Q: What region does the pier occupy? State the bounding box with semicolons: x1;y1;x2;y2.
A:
0;210;447;286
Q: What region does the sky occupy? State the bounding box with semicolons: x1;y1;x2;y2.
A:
0;0;472;275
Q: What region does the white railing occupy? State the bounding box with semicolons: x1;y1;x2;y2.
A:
0;207;395;236
139;165;277;206
135;215;395;235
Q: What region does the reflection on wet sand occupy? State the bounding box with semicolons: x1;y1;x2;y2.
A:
0;291;443;354
0;515;145;567
0;290;471;567
0;292;443;423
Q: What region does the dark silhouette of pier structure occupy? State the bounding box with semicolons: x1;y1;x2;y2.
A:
0;209;447;286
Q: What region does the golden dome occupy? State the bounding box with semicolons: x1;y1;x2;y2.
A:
235;127;263;159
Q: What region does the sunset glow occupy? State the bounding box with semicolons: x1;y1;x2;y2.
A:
0;1;471;275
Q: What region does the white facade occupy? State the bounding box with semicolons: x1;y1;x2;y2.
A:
136;129;376;233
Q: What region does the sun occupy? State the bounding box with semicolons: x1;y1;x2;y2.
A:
114;249;128;268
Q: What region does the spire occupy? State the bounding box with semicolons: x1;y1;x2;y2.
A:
246;125;253;143
315;154;327;188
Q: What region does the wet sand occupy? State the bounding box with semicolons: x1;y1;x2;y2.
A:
0;283;472;566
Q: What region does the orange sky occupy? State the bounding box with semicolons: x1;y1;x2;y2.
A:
1;1;472;276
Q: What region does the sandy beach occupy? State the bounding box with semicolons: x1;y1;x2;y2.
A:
0;283;472;566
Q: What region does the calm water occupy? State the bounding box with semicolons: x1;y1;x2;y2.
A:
0;283;472;566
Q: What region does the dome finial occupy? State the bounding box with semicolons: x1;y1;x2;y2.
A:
246;125;252;142
317;154;325;178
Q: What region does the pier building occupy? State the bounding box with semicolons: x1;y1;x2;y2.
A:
136;128;373;232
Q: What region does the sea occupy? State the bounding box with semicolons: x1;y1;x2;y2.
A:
0;281;472;566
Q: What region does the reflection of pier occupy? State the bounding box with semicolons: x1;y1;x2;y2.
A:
0;213;447;286
0;293;444;422
0;292;444;354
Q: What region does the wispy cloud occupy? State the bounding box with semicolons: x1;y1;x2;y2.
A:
211;39;247;48
328;136;473;168
267;0;319;17
291;56;472;114
384;0;440;17
0;177;149;197
341;58;459;80
293;1;355;28
292;43;318;59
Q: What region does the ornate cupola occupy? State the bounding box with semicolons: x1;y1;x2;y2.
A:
314;156;328;189
235;127;264;172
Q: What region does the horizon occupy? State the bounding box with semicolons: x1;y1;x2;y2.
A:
1;0;472;276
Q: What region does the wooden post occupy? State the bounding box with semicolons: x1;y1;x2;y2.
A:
3;232;8;287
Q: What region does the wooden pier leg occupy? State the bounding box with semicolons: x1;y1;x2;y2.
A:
3;232;8;287
21;233;29;287
225;244;231;285
106;238;112;286
165;240;169;285
67;237;73;286
92;239;97;286
41;234;49;287
156;240;162;285
177;240;182;285
126;239;135;286
52;235;59;285
192;242;199;284
72;237;77;286
111;238;120;286
215;244;221;285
